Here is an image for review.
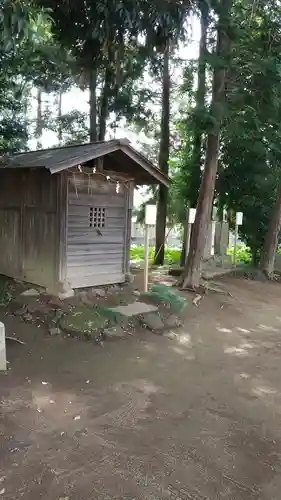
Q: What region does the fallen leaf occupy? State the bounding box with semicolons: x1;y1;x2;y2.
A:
0;488;5;495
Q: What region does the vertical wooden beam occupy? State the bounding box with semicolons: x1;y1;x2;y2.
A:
57;172;68;283
123;183;133;274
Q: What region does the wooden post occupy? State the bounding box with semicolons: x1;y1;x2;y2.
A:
185;208;196;262
144;224;149;292
234;212;243;266
144;204;157;292
0;322;6;371
233;222;238;266
185;223;191;262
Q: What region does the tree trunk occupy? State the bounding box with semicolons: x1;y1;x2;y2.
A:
57;89;63;146
181;0;233;289
98;67;111;141
89;68;97;142
260;179;281;277
189;0;209;208
180;2;208;265
35;87;43;149
154;44;170;266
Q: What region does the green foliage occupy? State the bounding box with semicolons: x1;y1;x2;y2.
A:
227;245;252;265
218;1;281;257
130;245;181;265
55;110;89;145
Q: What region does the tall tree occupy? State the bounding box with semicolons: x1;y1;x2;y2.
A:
261;179;281;277
154;43;171;265
35;0;187;141
188;0;209;209
217;0;281;265
181;0;233;289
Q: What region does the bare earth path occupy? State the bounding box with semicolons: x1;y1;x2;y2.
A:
2;277;281;499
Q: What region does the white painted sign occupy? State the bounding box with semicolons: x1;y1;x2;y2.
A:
0;322;6;371
145;204;157;226
188;208;196;224
236;212;243;226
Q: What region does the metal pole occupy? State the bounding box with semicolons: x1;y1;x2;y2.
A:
144;224;149;292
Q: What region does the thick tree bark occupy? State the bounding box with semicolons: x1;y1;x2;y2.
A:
180;2;208;266
181;0;233;289
57;89;63;145
189;0;209;208
36;87;43;149
89;68;97;142
260;179;281;277
98;67;111;141
154;44;170;266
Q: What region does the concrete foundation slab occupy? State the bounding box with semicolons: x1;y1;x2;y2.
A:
110;301;157;317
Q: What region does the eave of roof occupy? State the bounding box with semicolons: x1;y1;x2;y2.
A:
1;139;170;187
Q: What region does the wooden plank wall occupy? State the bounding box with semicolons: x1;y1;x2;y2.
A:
0;168;59;287
66;172;128;288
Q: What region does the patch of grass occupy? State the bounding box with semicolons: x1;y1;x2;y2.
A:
130;245;181;266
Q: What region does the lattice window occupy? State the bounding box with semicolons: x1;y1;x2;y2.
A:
89;207;106;228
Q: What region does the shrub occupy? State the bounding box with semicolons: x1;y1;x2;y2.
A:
227;245;252;265
130;245;181;266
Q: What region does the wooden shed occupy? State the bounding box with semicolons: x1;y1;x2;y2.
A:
0;139;169;292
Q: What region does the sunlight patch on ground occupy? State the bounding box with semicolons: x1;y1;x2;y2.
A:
252;385;277;397
224;341;254;357
258;324;279;332
236;327;251;333
217;327;232;334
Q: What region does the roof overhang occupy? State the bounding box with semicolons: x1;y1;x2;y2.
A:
2;139;170;187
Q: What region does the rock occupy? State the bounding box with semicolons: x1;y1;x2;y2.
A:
48;327;61;336
43;295;63;309
165;314;182;328
58;289;75;300
108;284;119;293
21;288;40;297
94;288;106;298
59;304;108;338
125;273;134;284
140;312;165;333
103;326;126;341
22;312;33;322
79;291;94;306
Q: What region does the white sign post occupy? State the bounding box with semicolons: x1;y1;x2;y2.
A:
144;205;157;292
185;208;196;262
0;322;6;371
234;212;243;266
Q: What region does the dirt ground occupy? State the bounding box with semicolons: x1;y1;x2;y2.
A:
2;276;281;499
